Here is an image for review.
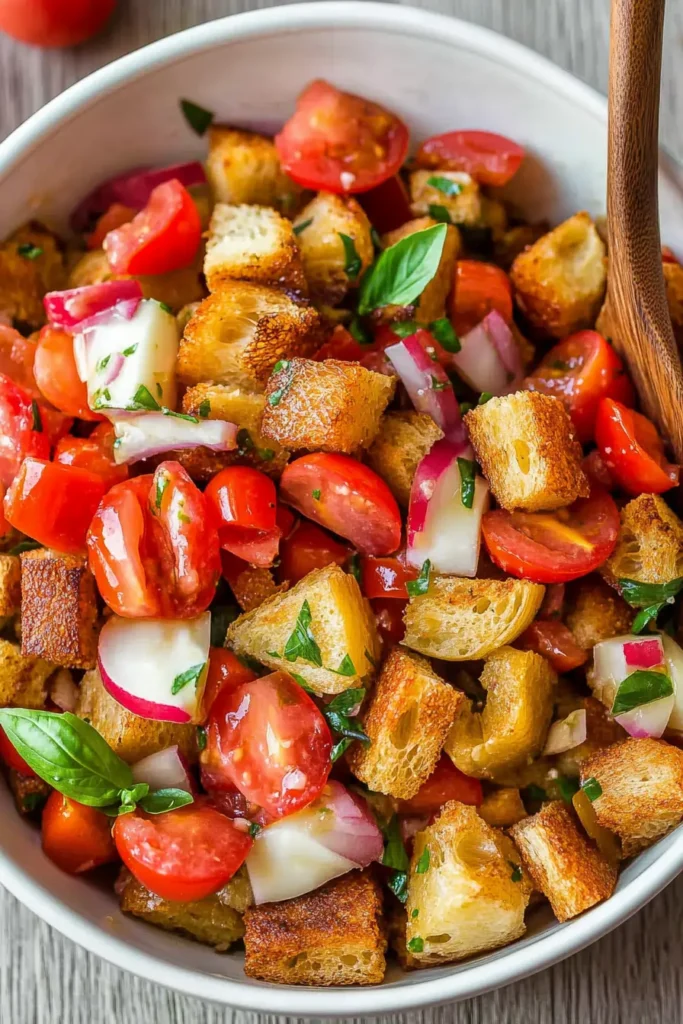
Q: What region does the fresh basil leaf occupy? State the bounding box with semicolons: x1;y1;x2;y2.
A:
427;175;463;197
406;559;430;598
324;710;370;745
390;320;419;339
611;669;674;716
30;399;42;433
331;737;353;762
387;870;408;903
139;788;194;815
381;814;409;872
283;600;323;667
171;662;206;695
428;203;452;224
329;654;356;678
180;98;214;136
198;399;211;418
293;218;312;236
339;233;362;281
210;604;239;647
249;821;262;837
131;384;161;411
0;709;132;807
120;782;150;806
581;776;602;802
457;457;476;509
429;317;460;352
632;605;662;634
17;243;42;260
407;936;424;953
358;224;448;315
415;847;430;874
618;577;683;608
8;539;41;556
326;688;365;716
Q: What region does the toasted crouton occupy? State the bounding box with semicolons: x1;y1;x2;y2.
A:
445;647;556;779
366;411;444;509
20;549;99;670
7;770;51;816
0;640;53;709
602;493;683;586
244;870;385;985
261;358;395;453
119;866;251;950
293;192;374;306
225;562;288;612
380;218;460;324
494;223;550;270
76;668;198;764
465;391;588;512
226;564;379;695
510;212;606;338
204;203;305;293
403;576;545;661
409;171;483;227
0;554;21;617
510;801;617;921
580;738;683;857
206;126;304;214
177;283;322;392
565;576;634;649
347;647;464;799
664;259;683;345
0;222;65;327
478;787;527;827
405;801;532;965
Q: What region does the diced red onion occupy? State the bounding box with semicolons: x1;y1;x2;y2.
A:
592;634;665;709
450;311;518;395
543;709;587;755
407;438;468;544
316;782;384;865
44;281;143;330
614;694;675;739
485;310;524;381
623;638;664;670
399;814;430;846
49;669;79;713
112;413;238;465
385;334;465;442
71;162;207;231
132;746;194;794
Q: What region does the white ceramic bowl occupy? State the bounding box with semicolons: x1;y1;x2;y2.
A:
2;2;683;1014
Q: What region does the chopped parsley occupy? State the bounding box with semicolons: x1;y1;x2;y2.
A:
155;472;169;509
381;814;409;872
293;218;313;236
180;98;214;136
427;175;463;197
347;552;361;584
415;848;431;874
387;870;408;903
509;861;523;883
556;775;580;804
198;399;211;418
122;343;138;357
411;908;419;919
312;488;321;500
171;662;206;695
323;688;369;749
581;777;602;802
430;374;448;391
97;354;111;373
407;937;424;954
406;559;430;598
157;301;173;315
17;243;42;260
248;821;262;838
339;233;362;280
391;320;418;339
283;600;323;667
457;457;476;509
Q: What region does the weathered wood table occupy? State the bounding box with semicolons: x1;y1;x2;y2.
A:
2;1;683;1020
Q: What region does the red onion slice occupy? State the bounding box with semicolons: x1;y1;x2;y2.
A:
614;694;675;739
385;332;465;443
451;311;519;395
112;413;238;465
71;162;207;231
316;782;384;865
44;280;143;330
132;746;194;794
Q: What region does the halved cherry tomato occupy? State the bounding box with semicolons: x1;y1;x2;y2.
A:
371;597;407;645
5;458;106;554
595;397;679;495
415;130;525;187
0;726;36;776
0;373;50;486
277;519;350;585
399;755;483;814
55;423;128;490
87;461;220;617
204;466;279;568
33;324;102;421
275;79;410;194
518;620;588;673
361;551;417;599
202;670;332;820
525;331;634;442
451;260;513;336
103;179;202;276
201;647;257;719
482;489;620;584
0;0;116;48
313;325;366;363
113;800;252;902
42;792;117;875
275;504;297;540
86;202;136;250
0;325;38;391
280;453;402;556
357;174;413;233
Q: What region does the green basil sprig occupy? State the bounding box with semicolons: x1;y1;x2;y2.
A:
324;688;370;755
357;224;447;315
618;576;683;634
283;600;323;667
611;669;674;716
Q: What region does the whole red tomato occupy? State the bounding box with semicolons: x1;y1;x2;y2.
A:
0;0;116;48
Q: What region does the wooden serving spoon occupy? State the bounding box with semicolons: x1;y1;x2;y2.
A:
606;0;683;463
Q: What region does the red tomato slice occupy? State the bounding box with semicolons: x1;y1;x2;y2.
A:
277;519;350;585
0;0;115;47
0;325;38;392
482;489;620;584
361;551;417;599
202;670;332;820
5;458;106;554
87;462;221;617
525;331;634;443
313;325;366;363
0;373;50;486
371;597;407;646
415;130;524;187
280;453;402;557
517;620;588;673
113;801;252;902
103;179;202;276
399;755;483;814
55;423;128;490
204;466;279;568
42;792;117;874
357;174;413;233
34;325;103;421
275;79;410;194
451;260;513;335
0;726;36;776
595;397;679;495
86;203;136;250
202;648;257;720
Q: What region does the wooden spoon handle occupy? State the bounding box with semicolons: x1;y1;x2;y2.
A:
607;0;683;462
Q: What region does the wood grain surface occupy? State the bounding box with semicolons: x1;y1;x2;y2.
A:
2;1;683;1021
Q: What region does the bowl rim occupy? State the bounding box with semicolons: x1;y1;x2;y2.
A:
1;1;683;1013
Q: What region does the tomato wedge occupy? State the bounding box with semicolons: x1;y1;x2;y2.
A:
280;453;402;557
0;324;38;392
113;801;252;902
482;489;620;584
202;670;332;819
399;755;483;814
0;373;50;486
313;325;367;363
415;130;525;187
55;423;128;490
525;331;634;442
361;551;417;599
517;620;588;673
371;597;407;646
595;397;679;495
204;466;280;568
0;726;36;776
103;179;202;276
275;79;410;194
451;260;513;336
357;174;413;233
202;647;257;720
42;792;117;875
34;325;103;421
277;519;350;585
86;202;136;250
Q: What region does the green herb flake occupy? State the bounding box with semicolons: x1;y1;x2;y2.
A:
407;937;424;954
331;736;353;762
171;662;207;695
157;301;173;315
427;203;452;224
293;218;313;236
122;343;138;357
155;472;169;510
381;814;410;872
457;457;476;509
556;775;580;804
430;374;448;391
8;539;41;556
273;359;290;374
509;860;523;883
358;223;448;315
196;725;207;752
283;600;323;667
132;384;161;412
198;399;211;419
180;98;214;136
30;399;42;433
290;672;316;694
415;847;431;874
411;908;419;919
390;320;419;339
161;407;198;423
406;559;431;598
427;175;464;197
312;488;321;500
330;654;356;677
459;401;473;416
387;870;408;903
97;354;111;373
478;391;493;405
581;776;602;802
551;359;570;371
429;317;461;352
17;243;43;260
349;316;372;345
347;552;361;584
611;669;674;717
339;232;363;281
370;227;383;251
249;821;262;838
324;688;369;747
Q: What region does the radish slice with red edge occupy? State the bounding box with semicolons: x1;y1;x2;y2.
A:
385;333;465;442
592;633;673;738
98;613;210;724
450;311;519;395
44;280;143;330
543;709;587;755
71;162;207;232
614;694;674;739
132;746;194;793
112;413;238;465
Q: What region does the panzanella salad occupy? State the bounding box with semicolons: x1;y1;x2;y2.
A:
1;78;683;985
